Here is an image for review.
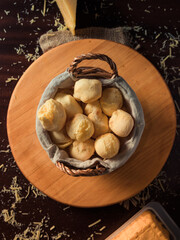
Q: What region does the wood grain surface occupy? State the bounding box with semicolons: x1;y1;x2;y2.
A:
7;39;176;207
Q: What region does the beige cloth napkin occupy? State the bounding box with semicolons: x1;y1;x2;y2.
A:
39;27;129;52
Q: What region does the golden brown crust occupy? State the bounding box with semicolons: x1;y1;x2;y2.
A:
88;111;109;138
73;78;102;103
66;113;94;142
100;87;123;116
109;109;134;137
54;92;83;119
37;98;66;131
69;139;95;161
95;133;120;159
84;100;102;115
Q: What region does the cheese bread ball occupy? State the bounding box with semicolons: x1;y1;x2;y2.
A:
49;127;72;149
37;99;66;131
69;139;95;161
109;109;134;137
58;141;73;149
95;133;120;159
100;87;123;116
66;113;94;142
54;92;83;119
73;79;102;103
84;100;102;115
88;111;109;138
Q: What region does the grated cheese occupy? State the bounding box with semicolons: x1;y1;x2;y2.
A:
127;3;133;11
17;13;23;24
41;0;47;16
25;185;31;199
31;4;35;11
87;234;94;240
30;19;36;24
2;233;6;240
52;231;70;240
63;206;70;211
88;219;101;228
99;226;106;232
155;33;161;39
50;225;55;231
94;231;102;235
158;179;165;192
14;44;26;55
11;177;23;203
0;164;4;169
144;9;150;13
0;149;10;153
5;76;19;83
13;223;43;240
1;209;21;227
4;10;10;15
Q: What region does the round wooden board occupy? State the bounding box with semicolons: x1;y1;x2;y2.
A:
7;39;176;208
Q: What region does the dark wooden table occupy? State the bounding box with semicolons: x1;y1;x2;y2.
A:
0;0;179;239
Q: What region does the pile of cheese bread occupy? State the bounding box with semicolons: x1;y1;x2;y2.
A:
37;79;134;161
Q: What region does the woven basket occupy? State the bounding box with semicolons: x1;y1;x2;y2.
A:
36;53;145;177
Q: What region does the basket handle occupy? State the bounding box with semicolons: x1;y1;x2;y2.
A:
56;161;107;177
68;53;119;80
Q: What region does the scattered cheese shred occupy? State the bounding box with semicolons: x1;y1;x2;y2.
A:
4;10;10;15
94;231;102;235
1;209;21;227
31;4;35;11
41;0;47;16
52;231;70;240
2;233;6;240
11;177;23;203
158;179;165;192
32;189;38;198
127;3;133;11
87;234;95;240
63;206;70;211
160;55;170;68
13;223;42;240
54;17;67;31
99;226;106;231
155;33;161;39
30;19;36;24
88;219;101;228
25;185;31;199
14;44;26;55
0;164;4;169
0;149;10;153
50;0;56;3
169;47;172;57
50;225;55;231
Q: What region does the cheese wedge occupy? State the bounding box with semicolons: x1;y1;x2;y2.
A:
56;0;77;35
